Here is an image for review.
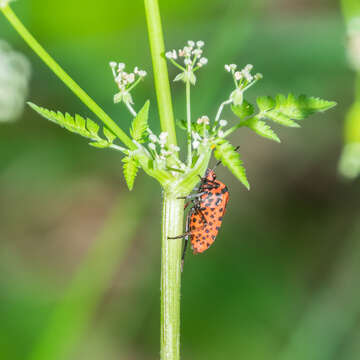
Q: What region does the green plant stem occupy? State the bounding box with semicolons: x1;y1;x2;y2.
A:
161;193;183;360
186;81;192;166
0;5;135;150
144;1;183;359
144;0;177;147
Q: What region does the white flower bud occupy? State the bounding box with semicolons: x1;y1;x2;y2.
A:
201;116;210;125
0;0;14;8
199;57;208;65
170;144;180;152
192;140;200;149
127;73;135;83
184;58;192;65
234;71;242;81
118;63;126;71
219;119;228;127
149;134;158;143
149;143;156;150
188;40;195;48
225;64;231;72
183;46;192;56
192;49;203;57
138;70;147;77
159;132;168;141
218;130;225;138
109;61;117;69
165;51;174;59
197;40;205;48
255;73;263;80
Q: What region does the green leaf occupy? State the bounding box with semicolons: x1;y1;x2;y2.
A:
122;156;139;191
214;140;250;190
130;100;150;143
176;119;187;130
256;96;275;112
28;102;120;150
297;95;337;116
174;73;185;82
103;128;116;144
265;111;300;128
89;140;109;148
86;118;100;136
257;94;336;127
232;100;254;119
245;117;280;143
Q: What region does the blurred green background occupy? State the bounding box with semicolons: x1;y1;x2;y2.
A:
1;0;359;359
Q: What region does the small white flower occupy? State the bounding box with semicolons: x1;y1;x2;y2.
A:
197;117;203;124
149;143;156;150
243;71;253;82
183;46;192;56
202;115;210;125
192;48;203;57
192;140;200;149
234;71;242;81
159;132;168;141
245;64;253;71
171;49;177;59
138;70;147;77
149;134;158;143
197;40;205;48
109;61;117;69
166;51;174;59
255;73;263;80
178;49;185;57
184;58;192;65
230;64;237;70
187;40;195;48
219;119;228;127
170;144;180;152
224;64;231;72
159;132;168;146
218;130;225;137
118;63;126;71
192;131;201;141
161;149;172;156
127;73;135;83
134;66;139;74
199;57;208;65
0;0;14;8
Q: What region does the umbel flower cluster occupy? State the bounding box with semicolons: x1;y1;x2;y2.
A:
165;40;208;85
28;39;336;191
110;62;147;105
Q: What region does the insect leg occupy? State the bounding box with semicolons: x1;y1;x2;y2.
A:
177;192;206;201
168;232;191;239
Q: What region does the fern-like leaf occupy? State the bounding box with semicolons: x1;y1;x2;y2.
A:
28;102;117;149
214;140;250;190
130;100;150;143
257;94;336;127
245;117;280;143
231;100;254;119
122;156;139;191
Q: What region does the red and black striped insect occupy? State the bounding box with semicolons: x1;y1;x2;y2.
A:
169;165;229;271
